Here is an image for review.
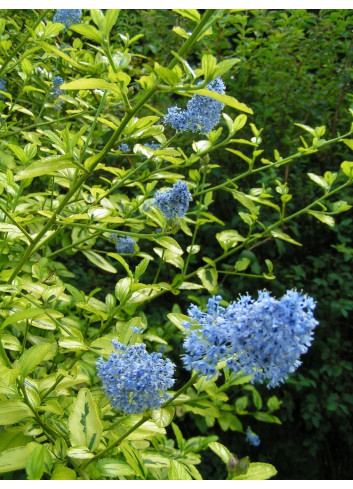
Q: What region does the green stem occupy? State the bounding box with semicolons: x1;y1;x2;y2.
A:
184;179;351;280
0;110;93;140
0;203;34;243
193;129;353;198
182;167;207;278
0;335;12;368
18;377;57;444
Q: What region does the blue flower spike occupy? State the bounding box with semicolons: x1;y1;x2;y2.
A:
96;340;175;414
53;9;82;29
164;77;226;135
155;180;192;219
246;428;261;447
0;79;7;99
114;236;136;254
182;290;319;387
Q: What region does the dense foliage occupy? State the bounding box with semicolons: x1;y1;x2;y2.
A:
0;9;352;480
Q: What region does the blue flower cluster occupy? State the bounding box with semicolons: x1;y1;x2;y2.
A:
182;290;318;387
245;428;261;447
53;9;82;29
118;143;130;153
144;141;160;150
96;340;175;414
50;76;66;111
164;77;226;135
113;235;136;254
0;79;7;99
155;180;192;219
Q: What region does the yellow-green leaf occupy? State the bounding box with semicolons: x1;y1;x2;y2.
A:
232;462;277;480
0;400;33;425
0;444;35;474
18;343;53;376
68;388;103;451
189;89;253;114
82;250;117;273
14;154;75;181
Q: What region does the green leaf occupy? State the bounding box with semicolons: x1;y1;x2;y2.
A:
120;441;148;480
216;229;246;251
331;200;352;214
270;230;302;246
196;268;218;293
169;460;192;480
107;252;133;277
105;10;120;37
0;427;31;453
201;54;217;81
115;277;132;303
173;9;200;22
58;337;88;351
341;161;353;178
0;444;35;474
226;148;252;165
68;388;103;451
234;257;251;272
96;458;135;477
0;400;33;425
14;154;76;181
70;24;103;43
167;313;190;331
1;308;44;330
67;446;94;459
1;334;21;351
253;412;281;424
7;143;28;164
184;399;220;417
153;236;183;255
134;258;150;281
232;462;277;480
26;445;44;480
115;416;165;441
18;343;53;377
213;58;240;79
232;114;247;133
307;211;335;227
51;466;76;480
190;89;253;114
61;78;117;93
152;407;175;428
154;62;180;86
208;441;231;464
172;26;190;40
82;250;117;273
294;123;316;136
307;172;329;190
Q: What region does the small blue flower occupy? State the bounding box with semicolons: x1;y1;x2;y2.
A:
182;290;318;387
53;9;82;29
245;428;260;447
144;141;160;150
115;236;136;254
96;340;175;414
52;75;64;87
0;79;7;99
164;77;226;135
50;76;66;99
118;143;130;153
155;180;192;219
